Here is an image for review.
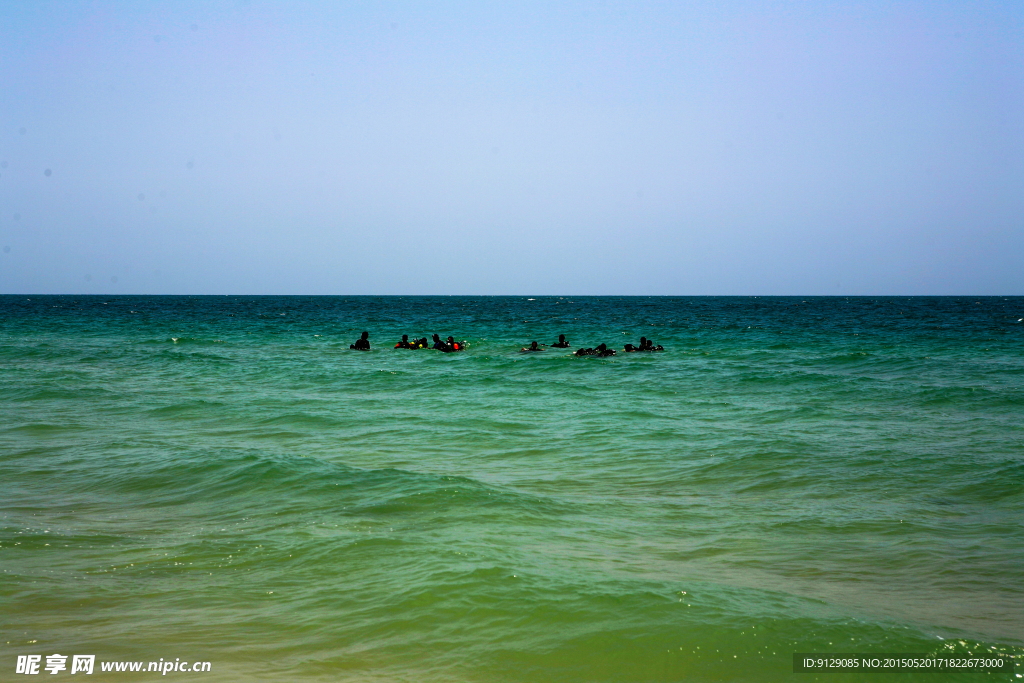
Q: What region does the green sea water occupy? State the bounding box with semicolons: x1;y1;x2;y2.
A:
2;295;1022;682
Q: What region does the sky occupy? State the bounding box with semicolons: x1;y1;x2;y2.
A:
1;1;1021;295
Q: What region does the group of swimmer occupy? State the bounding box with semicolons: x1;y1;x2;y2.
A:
395;333;464;352
521;335;663;356
352;332;464;352
352;331;663;356
624;337;665;353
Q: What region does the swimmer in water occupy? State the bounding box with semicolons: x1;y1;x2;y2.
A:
574;347;594;356
595;343;616;357
350;331;370;350
641;337;663;351
521;341;542;352
432;334;447;351
630;336;654;352
447;336;462;351
394;334;411;349
624;343;636;352
550;334;570;348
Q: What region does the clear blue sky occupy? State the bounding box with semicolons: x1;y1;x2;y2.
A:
1;1;1021;294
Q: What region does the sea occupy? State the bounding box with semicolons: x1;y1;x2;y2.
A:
2;295;1022;682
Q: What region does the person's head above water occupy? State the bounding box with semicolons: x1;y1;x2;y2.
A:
361;331;369;340
596;343;607;351
432;334;441;342
401;334;408;341
558;334;565;342
530;341;539;349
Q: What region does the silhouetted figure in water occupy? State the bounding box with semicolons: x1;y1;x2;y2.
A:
628;336;663;352
395;334;411;349
429;335;463;352
521;341;542;352
640;336;664;351
551;334;569;348
574;344;613;356
350;331;370;350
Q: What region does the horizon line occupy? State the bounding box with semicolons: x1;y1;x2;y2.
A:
2;293;1021;298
